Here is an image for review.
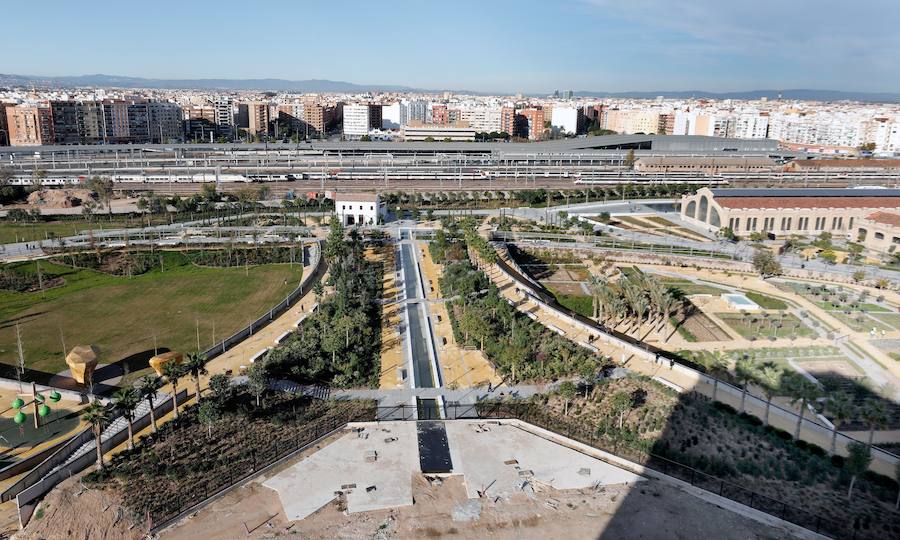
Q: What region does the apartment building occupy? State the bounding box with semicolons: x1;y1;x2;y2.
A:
342;104;381;138
515;107;544;141
5;105;53;146
247;101;270;136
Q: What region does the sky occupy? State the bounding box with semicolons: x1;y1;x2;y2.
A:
2;0;898;93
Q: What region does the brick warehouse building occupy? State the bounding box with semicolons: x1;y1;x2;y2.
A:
680;187;900;238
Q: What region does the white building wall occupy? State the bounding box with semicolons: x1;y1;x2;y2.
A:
343;104;370;137
551;106;579;134
382;102;401;129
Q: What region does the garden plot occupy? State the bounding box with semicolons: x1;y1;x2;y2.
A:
716;313;814;340
671;311;731;342
795;358;864;380
612;215;710;242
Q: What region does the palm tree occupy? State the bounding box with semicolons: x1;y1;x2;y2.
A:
588;275;605;320
81;400;110;468
184;353;208;402
707;351;731;402
735;356;757;414
162;361;186;418
656;292;678;341
825;392;854;455
755;363;783;426
845;442;872;501
861;399;889;447
785;374;822;439
112;387;140;450
138;375;162;433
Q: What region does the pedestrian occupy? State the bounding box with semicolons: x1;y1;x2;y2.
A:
669;358;675;369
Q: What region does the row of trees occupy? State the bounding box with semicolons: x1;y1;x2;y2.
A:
83;353;210;468
265;219;383;387
587;271;683;342
702;351;892;455
380;184;696;209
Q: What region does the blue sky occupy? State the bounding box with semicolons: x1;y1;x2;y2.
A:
2;0;897;93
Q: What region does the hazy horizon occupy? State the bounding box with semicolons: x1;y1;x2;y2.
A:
2;0;898;94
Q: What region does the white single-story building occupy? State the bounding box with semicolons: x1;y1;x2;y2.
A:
334;192;385;226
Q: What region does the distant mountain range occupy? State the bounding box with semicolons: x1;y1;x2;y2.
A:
573;89;900;102
1;73;898;103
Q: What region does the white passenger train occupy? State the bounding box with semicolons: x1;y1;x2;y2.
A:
6;172;253;186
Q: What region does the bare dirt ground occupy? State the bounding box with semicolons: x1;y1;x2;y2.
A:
14;476;144;540
162;472;798;540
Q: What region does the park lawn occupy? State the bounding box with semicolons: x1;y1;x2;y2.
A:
0;254;301;378
716;313;815;340
0;216;166;244
744;291;788;310
547;286;594;318
815;300;889;312
828;311;892;334
869;312;900;330
659;278;727;296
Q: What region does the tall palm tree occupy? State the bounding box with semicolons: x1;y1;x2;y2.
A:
755;363;784;426
138;375;162;433
735;356;757;414
785;374;823;439
707;351;731;402
588;274;605;320
162;361;186;419
81;400;110;468
112;387;140;450
861;399;889;447
184;353;208;402
656;292;678;341
825;392;854;455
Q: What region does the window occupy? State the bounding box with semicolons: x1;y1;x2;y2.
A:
893;237;900;244
875;232;884;240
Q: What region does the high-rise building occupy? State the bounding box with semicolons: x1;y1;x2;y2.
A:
550;106;584;135
247;101;270;136
212;98;234;136
500;106;515;135
515;107;544;140
342;104;381;138
0;103;8;146
6;105;53;146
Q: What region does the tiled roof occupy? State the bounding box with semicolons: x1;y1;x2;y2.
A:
865;211;900;228
334;192;379;202
709;188;900;198
716;197;898;210
791;159;900;169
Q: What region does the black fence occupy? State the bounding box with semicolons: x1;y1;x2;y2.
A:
472;401;882;540
147;403;375;532
200;240;323;363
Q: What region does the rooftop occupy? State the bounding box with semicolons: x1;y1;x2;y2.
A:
709;188;900;198
334;192;380;203
716;197;898;210
865;211;900;228
790;159;900;169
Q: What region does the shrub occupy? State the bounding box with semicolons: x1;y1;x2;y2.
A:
831;454;845;468
713;401;737;415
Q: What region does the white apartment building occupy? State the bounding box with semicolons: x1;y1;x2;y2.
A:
343;103;371;137
457;106;502;132
382;102;401;129
551;106;580;135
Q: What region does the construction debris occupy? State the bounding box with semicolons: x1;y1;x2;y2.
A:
578;468;592;477
364;450;378;463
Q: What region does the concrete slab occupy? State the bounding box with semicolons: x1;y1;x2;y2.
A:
444;421;644;499
263;422;418;519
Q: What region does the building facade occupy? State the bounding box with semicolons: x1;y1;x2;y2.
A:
334;192;385;226
681;187;900;238
856;212;900;256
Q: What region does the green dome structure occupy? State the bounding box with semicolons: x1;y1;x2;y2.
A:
13;412;26;424
11;398;24;409
38;405;51;417
49;391;61;402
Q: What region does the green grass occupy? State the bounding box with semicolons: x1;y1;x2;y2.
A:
659;278;727;296
744;291;788;310
815;300;889;312
550;290;594;318
0;216;170;244
869;312;900;330
890;352;900;362
669;316;697;342
0;253;301;378
716;313;814;340
828;311;892;333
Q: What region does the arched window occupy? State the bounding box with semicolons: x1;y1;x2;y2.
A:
699;196;709;223
709;207;721;227
685;200;697;219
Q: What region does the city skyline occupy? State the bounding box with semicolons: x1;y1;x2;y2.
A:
2;0;898;93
